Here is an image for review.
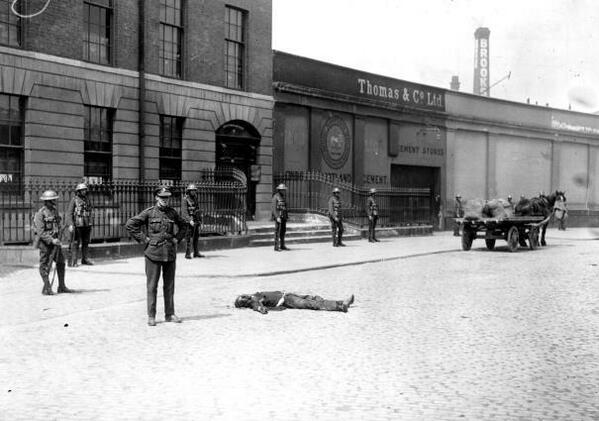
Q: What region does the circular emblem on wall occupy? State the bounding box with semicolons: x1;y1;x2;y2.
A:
320;115;351;169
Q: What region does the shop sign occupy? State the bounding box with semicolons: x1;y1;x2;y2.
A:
357;78;444;110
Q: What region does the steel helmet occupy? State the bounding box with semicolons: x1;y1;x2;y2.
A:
369;188;376;194
154;186;172;198
76;183;88;191
276;183;287;190
186;184;197;191
333;187;340;193
40;190;59;201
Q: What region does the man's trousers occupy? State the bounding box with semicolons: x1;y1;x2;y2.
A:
145;257;176;318
283;294;343;311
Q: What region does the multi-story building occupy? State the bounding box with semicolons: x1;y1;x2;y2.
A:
0;0;273;220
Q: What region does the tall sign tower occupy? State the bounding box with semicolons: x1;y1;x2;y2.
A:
474;27;490;96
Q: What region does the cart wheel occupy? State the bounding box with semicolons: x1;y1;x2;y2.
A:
507;226;519;252
461;227;474;251
485;239;496;250
528;227;539;250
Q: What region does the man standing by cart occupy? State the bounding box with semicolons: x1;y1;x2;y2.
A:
182;184;204;259
34;190;73;295
66;183;94;266
453;194;464;236
126;186;188;326
272;183;289;251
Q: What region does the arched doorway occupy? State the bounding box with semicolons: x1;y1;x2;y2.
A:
215;120;261;219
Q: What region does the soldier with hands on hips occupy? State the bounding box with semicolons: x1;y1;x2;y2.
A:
182;183;204;259
366;188;379;242
66;183;94;266
34;190;73;295
272;183;289;251
126;186;187;326
328;187;345;247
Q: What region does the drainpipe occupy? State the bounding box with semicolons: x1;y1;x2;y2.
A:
138;0;146;185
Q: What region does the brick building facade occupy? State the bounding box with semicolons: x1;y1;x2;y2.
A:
0;0;273;220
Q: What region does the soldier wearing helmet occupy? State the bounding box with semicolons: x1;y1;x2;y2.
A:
328;187;345;247
65;182;94;266
366;188;379;243
34;190;73;295
126;186;188;326
271;183;289;251
182;183;204;259
453;194;464;236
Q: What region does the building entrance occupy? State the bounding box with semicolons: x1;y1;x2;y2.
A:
390;164;439;226
215;121;261;219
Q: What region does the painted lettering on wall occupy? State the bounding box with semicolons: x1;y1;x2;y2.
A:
399;144;444;156
363;174;388;185
357;78;444;110
551;116;599;135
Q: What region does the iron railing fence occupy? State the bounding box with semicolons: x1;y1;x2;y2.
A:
274;171;433;228
0;171;247;245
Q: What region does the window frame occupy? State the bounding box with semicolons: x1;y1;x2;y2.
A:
159;0;184;78
224;6;246;90
84;105;114;182
0;94;24;191
159;115;184;181
0;1;22;47
82;0;114;65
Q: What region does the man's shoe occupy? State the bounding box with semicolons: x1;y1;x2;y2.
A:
280;246;289;251
274;247;281;252
343;294;355;307
338;303;349;313
147;317;156;326
185;254;192;259
193;253;204;258
338;242;346;247
57;286;74;293
81;259;94;266
165;314;182;323
42;287;54;296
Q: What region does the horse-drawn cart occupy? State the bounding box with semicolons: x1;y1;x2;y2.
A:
456;215;549;252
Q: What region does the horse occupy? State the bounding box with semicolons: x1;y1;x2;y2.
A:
514;190;566;246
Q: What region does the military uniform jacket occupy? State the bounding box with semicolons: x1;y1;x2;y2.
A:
66;195;93;227
271;192;288;220
366;196;378;217
125;205;187;262
181;194;202;224
34;205;62;246
328;196;342;219
248;291;285;310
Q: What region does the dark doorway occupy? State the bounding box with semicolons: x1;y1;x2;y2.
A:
215;121;261;219
390;164;439;226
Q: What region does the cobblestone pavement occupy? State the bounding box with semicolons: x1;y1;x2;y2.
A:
2;229;599;420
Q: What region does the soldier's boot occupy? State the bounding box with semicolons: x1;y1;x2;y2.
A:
335;301;349;313
185;244;192;259
70;247;79;267
343;294;355;307
41;275;54;295
193;248;204;258
332;231;338;247
274;236;281;251
56;264;73;293
280;239;289;250
338;234;346;247
80;244;94;265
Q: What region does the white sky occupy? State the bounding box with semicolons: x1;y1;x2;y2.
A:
272;0;599;113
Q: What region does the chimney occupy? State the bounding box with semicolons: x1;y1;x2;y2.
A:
474;27;490;96
450;75;460;91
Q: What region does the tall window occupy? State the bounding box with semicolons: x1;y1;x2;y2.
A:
159;116;183;181
0;94;23;189
0;1;21;47
224;6;245;90
84;106;113;181
159;0;183;78
83;0;113;64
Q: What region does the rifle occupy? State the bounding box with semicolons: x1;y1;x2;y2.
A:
49;225;69;289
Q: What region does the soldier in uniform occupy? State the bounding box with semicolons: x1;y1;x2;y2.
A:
271;183;289;251
453;194;464;236
328;187;345;247
34;190;73;295
182;184;204;259
234;290;355;314
66;183;94;267
126;186;188;326
366;188;379;242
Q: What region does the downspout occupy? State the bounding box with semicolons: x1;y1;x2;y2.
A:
138;0;146;185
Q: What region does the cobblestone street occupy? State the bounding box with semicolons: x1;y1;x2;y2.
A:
2;229;599;420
